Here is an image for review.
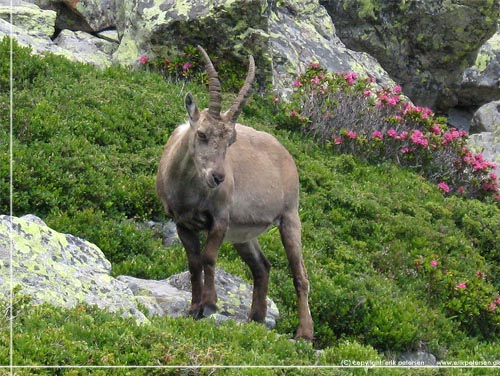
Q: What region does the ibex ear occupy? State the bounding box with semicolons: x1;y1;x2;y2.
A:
184;93;199;124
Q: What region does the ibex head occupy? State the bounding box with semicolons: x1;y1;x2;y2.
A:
185;46;255;189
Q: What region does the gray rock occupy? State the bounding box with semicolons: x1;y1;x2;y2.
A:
467;131;500;181
53;29;118;68
458;29;500;108
321;0;500;112
470;100;500;134
118;269;280;329
0;215;148;323
0;0;56;37
397;351;438;367
29;0;116;32
269;0;396;97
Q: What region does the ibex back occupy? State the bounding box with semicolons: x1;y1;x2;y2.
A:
156;46;313;340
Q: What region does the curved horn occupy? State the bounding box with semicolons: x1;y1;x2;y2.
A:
225;55;255;123
197;45;222;119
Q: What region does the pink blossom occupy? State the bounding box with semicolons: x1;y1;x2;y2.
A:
346;130;357;139
293;79;302;88
398;131;408;140
393;85;402;94
496;297;500;305
182;62;193;71
387;129;398;138
437;182;450;193
311;76;320;85
334;137;342;145
431;125;441;135
387;97;399;106
344;72;358;85
456;282;467;289
400;147;412;154
489;302;497;311
290;110;298;117
410;130;429;147
309;62;320;69
430;260;438;268
273;96;280;103
363;90;372;97
476;271;484;279
371;130;383;140
138;55;149;64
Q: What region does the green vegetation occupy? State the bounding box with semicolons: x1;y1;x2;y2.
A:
1;38;500;374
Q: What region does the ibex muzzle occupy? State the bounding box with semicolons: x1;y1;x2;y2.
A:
156;46;314;340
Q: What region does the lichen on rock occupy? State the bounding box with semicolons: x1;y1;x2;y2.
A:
0;215;147;323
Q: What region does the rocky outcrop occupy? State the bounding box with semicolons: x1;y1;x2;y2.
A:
269;0;396;94
471;100;500;134
320;0;500;112
458;30;500;108
26;0;115;32
0;214;147;322
2;1;118;67
0;215;280;328
118;270;280;329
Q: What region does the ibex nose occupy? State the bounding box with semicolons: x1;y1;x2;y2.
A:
212;171;225;185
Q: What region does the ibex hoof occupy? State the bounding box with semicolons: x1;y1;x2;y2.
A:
191;304;218;319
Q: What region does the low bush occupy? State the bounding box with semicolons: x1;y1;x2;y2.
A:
275;63;499;202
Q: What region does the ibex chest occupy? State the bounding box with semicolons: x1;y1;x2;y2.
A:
165;189;219;232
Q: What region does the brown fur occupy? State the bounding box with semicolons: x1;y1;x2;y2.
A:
155;47;313;340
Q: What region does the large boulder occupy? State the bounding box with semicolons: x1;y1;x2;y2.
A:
0;0;56;37
0;215;147;322
28;0;116;32
114;0;395;92
53;29;118;68
113;0;271;81
320;0;500;112
269;0;396;95
470;100;500;134
458;29;500;108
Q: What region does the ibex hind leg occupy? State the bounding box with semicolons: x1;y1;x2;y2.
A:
233;239;271;323
279;211;314;341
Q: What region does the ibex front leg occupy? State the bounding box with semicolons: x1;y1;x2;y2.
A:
199;217;228;317
177;224;203;316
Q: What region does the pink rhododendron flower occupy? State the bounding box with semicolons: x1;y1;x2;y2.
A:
431;125;441;135
410;130;429;147
387;129;398;138
182;62;193;71
400;147;412;154
346;130;357;139
496;297;500;305
371;130;383;140
456;282;467;289
393;85;402;94
489;302;497;311
293;79;302;88
138;55;149;64
430;260;438;268
437;182;450;193
334;137;342;145
344;72;358;85
309;62;320;69
476;271;484;279
363;90;372;97
311;76;320;85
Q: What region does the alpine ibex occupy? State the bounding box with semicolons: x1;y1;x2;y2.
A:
156;46;313;340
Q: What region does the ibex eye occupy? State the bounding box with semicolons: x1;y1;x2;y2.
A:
197;131;207;141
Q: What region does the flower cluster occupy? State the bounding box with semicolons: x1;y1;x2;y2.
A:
279;62;499;202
